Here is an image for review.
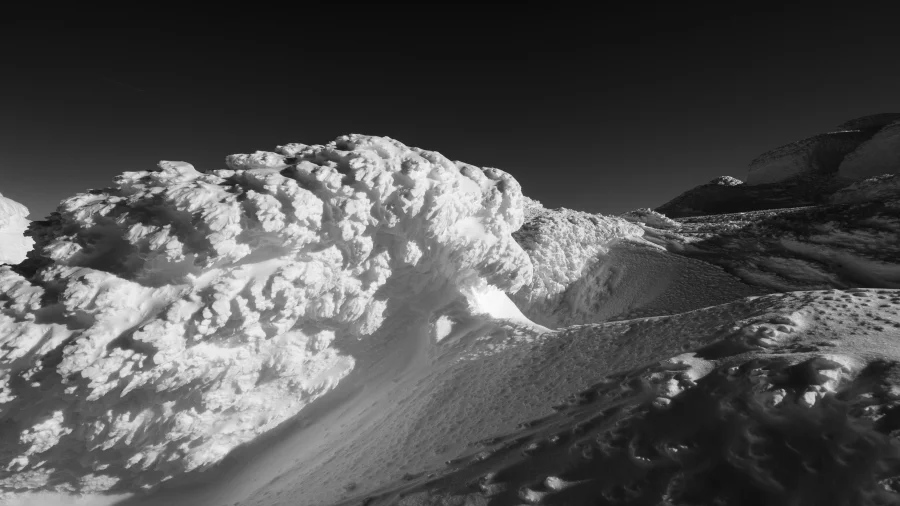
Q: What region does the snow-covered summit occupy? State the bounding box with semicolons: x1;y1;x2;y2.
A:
0;192;34;264
0;135;535;494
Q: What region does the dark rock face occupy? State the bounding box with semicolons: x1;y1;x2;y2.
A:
656;114;900;218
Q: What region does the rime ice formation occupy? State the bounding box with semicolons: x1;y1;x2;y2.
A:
0;135;533;495
511;209;763;327
0;193;34;264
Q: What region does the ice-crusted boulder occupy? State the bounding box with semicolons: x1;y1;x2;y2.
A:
0;135;533;494
839;120;900;180
0;193;34;264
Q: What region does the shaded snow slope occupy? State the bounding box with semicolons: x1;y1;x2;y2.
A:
0;193;34;264
648;201;900;292
351;289;900;506
0;135;535;497
839;120;900;180
746;130;870;185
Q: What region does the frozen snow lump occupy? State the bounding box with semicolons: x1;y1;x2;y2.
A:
0;134;534;495
0;192;34;264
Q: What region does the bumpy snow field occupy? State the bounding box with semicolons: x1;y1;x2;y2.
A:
1;132;899;506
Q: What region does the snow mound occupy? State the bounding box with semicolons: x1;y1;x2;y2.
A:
0;193;34;264
511;209;643;325
619;208;681;230
839;120;900;180
0;135;534;495
746;131;870;185
511;209;761;327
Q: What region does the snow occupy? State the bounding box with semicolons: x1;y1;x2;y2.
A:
365;289;900;506
745;131;869;185
839;120;900;180
1;125;900;505
0;135;534;497
511;208;764;327
0;193;34;264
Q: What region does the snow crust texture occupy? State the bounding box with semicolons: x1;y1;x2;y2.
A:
364;289;900;506
0;135;533;494
0;193;34;264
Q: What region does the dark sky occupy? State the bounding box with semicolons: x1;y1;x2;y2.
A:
2;4;898;220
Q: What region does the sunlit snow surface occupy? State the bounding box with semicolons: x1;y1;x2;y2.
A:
0;135;532;496
0;193;34;264
1;133;900;506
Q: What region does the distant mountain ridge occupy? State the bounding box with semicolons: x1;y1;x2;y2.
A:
657;113;900;217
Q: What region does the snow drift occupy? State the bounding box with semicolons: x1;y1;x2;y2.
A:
0;135;533;495
0;193;34;264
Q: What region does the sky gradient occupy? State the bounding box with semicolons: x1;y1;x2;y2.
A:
2;4;899;219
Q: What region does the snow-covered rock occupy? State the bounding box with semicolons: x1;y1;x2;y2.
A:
0;135;534;494
0;193;34;264
838;120;900;180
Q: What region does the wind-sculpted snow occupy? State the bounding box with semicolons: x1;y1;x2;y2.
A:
511;209;761;327
0;193;34;264
511;210;643;325
356;289;900;506
0;135;533;495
